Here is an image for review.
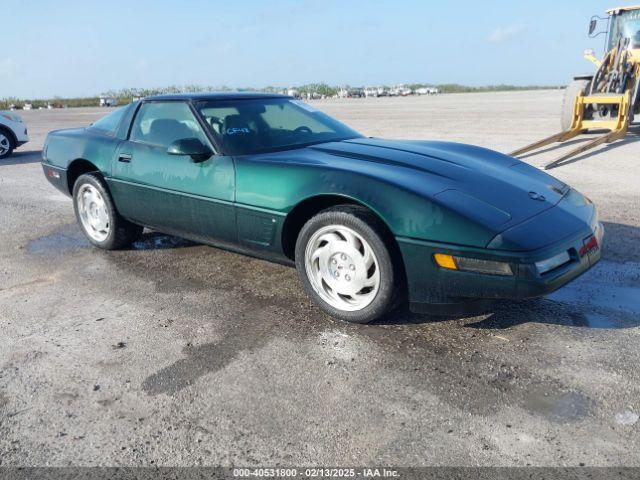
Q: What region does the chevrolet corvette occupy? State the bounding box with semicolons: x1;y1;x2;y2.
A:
41;93;603;323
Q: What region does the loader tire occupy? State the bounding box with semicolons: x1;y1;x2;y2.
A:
561;79;591;131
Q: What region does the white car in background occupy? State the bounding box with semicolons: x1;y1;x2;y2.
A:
0;111;29;159
416;87;440;95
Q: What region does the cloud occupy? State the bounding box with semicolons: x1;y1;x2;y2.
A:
488;25;524;44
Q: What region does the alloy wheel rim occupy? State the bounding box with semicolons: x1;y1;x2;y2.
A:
304;224;380;312
0;134;10;155
77;184;110;242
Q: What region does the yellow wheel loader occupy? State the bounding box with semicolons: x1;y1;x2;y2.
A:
511;5;640;169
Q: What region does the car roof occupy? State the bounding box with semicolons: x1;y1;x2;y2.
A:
143;92;291;102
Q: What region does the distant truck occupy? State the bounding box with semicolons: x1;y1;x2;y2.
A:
99;96;118;107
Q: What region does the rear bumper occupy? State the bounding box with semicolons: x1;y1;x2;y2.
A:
398;222;603;313
41;162;70;196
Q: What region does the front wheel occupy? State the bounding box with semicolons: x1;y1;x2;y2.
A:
295;205;401;324
73;172;142;250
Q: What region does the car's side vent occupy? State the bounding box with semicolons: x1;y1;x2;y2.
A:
237;210;278;248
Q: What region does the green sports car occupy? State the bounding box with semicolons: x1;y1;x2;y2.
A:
41;93;603;323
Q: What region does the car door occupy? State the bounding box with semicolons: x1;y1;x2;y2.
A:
109;101;236;242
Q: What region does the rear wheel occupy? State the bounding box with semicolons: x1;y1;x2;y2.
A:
73;172;142;250
0;130;15;159
561;79;591;131
295;205;401;324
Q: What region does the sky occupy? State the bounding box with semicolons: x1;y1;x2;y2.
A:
0;0;620;98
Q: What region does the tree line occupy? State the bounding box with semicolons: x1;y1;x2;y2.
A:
0;83;561;109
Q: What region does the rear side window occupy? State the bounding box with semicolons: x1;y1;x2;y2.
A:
130;102;208;149
88;107;127;136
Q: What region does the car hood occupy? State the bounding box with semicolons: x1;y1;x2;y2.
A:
0;111;23;123
310;137;569;231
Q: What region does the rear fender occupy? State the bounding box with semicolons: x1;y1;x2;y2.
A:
43;129;120;175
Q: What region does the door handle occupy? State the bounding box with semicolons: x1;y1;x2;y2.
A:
118;153;132;163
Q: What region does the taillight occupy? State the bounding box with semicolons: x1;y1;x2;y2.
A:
579;236;599;257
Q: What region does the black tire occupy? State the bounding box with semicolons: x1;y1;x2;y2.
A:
561;79;591;131
72;172;142;250
295;205;402;324
0;129;15;159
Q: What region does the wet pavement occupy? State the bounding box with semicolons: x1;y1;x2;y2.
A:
1;93;639;466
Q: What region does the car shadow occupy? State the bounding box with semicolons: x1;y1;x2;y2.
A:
377;295;639;330
130;231;198;250
465;298;640;330
0;150;42;166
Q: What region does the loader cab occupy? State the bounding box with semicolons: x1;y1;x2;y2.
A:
606;7;640;50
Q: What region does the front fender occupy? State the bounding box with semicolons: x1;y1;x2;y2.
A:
235;153;497;248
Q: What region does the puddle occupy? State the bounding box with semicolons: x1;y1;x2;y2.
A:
524;390;590;424
582;313;624;329
27;226;195;255
132;233;196;250
26;224;88;255
548;261;640;316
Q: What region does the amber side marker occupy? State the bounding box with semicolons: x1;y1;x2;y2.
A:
434;253;457;270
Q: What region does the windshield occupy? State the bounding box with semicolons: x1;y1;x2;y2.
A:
609;10;640;49
195;98;362;155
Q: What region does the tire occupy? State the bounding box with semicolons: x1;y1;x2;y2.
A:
295;205;402;324
0;129;15;159
561;79;591;131
72;172;142;250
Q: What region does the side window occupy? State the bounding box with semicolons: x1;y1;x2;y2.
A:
89;106;127;136
130;102;209;149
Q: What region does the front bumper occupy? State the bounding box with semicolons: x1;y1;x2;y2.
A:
16;130;29;144
398;222;603;313
3;120;28;144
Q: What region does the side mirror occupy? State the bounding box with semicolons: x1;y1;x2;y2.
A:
167;137;213;162
589;19;597;36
